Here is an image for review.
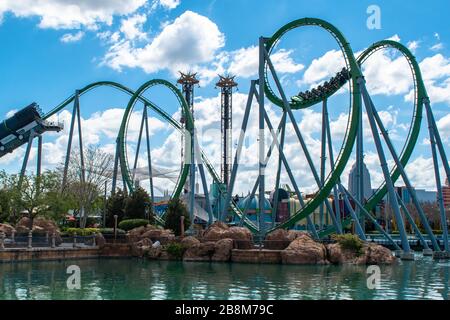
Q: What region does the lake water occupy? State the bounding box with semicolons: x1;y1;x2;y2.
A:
0;255;449;300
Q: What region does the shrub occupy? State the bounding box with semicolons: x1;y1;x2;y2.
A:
165;242;187;260
332;234;364;256
105;189;127;227
62;228;99;236
99;228;126;235
118;219;150;231
124;187;154;223
164;198;190;236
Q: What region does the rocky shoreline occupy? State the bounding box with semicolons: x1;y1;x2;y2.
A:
129;222;397;265
1;219;396;265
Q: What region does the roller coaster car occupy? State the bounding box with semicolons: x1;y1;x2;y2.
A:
291;96;303;103
0;103;42;141
0;102;63;156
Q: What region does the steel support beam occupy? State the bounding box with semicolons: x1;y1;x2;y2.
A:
193;130;214;225
143;106;155;204
132;105;147;183
258;37;266;237
368;94;440;251
319;100;327;229
424;100;449;252
397;194;430;250
37;135;42;178
62;92;78;189
261;108;318;239
222;81;256;222
18;130;35;188
342;186;401;250
263;45;341;235
360;81;411;252
323;100;347;233
111;137;120;194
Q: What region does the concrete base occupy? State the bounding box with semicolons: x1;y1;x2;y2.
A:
394;250;402;258
432;251;450;260
422;249;433;256
400;252;415;261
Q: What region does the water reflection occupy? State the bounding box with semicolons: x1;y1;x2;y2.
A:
0;256;448;300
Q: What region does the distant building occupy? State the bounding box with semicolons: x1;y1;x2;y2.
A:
443;178;450;208
389;186;437;205
348;161;373;201
415;189;437;203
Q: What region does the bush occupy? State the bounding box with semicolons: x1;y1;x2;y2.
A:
105;189;127;227
99;228;126;235
165;242;186;260
118;219;150;231
332;234;364;256
124;187;153;223
62;228;99;236
164;198;190;236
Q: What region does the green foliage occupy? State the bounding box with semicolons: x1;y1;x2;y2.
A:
0;170;64;226
0;188;11;222
124;187;153;223
165;242;187;259
62;228;100;236
164;198;190;236
118;219;150;231
332;234;364;255
99;228;126;235
105;189;126;227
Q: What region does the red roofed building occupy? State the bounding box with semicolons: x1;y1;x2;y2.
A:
443;178;450;208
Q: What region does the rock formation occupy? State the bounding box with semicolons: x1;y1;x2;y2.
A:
0;223;16;236
281;232;329;265
212;238;234;262
264;229;291;250
203;222;253;249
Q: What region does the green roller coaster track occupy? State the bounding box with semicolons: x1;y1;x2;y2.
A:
34;19;432;237
41;80;258;231
263;18;362;232
319;40;427;237
263;19;428;236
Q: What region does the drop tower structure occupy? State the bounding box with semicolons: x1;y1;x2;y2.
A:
216;75;238;187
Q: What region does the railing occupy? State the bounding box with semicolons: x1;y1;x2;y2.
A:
0;231;99;250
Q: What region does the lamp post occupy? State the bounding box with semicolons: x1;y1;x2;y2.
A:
180;215;185;238
103;180;107;227
113;214;118;242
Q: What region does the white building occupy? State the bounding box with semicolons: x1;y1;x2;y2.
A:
348;161;373;200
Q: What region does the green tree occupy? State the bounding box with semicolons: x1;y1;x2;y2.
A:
164;198;190;236
105;189;126;227
59;145;114;228
0;188;11;222
124;186;153;223
5;171;62;229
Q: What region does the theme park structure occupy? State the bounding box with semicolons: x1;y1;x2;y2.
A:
1;18;449;260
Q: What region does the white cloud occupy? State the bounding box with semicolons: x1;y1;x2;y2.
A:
437;113;450;144
387;34;401;42
228;46;304;78
362;49;412;96
119;14;147;41
407;40;420;53
60;31;85;43
405;54;450;105
102;11;225;74
0;0;147;29
158;0;181;10
430;43;444;51
300;49;345;85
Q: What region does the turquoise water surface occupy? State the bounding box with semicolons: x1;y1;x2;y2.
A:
0;255;449;300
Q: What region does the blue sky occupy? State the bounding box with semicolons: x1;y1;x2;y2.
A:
0;0;449;195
